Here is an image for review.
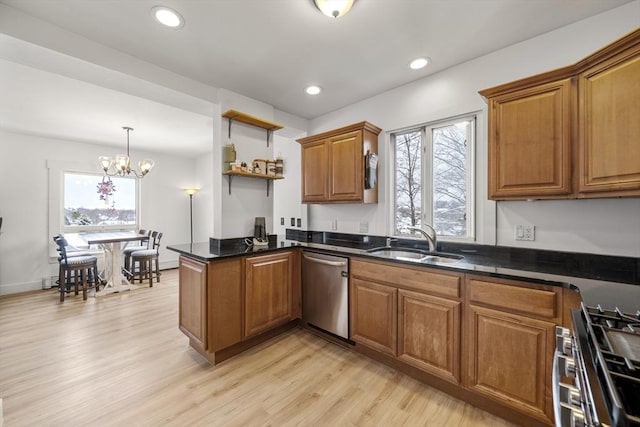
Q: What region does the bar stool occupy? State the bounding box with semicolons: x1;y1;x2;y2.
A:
130;232;162;287
122;229;151;277
54;236;101;302
52;234;92;257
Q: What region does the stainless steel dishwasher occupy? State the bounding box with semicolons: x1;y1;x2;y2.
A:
302;251;349;340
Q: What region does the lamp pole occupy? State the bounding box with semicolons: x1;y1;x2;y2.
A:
184;189;199;245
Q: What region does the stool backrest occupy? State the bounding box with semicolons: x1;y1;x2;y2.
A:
138;229;152;248
53;235;70;263
152;232;163;253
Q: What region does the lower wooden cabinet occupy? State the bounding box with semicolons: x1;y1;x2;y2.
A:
208;257;242;352
244;251;294;338
178;256;208;352
350;277;397;356
398;289;461;384
350;258;463;384
177;250;299;363
466;304;555;423
465;276;561;425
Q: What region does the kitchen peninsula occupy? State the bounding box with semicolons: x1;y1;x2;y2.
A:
168;232;640;427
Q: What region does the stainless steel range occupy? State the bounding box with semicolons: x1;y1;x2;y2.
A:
554;304;640;427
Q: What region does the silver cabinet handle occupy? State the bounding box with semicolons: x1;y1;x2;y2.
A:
303;254;347;267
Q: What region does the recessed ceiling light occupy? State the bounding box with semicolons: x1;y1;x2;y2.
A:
305;85;322;95
152;6;185;29
409;57;431;70
314;0;356;18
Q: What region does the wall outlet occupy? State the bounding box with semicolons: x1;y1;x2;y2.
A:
515;224;535;241
331;219;338;231
359;222;369;233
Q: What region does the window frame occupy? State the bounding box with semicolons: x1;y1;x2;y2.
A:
390;113;476;242
60;169;140;233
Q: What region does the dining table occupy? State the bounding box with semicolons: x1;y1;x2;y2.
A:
80;231;149;296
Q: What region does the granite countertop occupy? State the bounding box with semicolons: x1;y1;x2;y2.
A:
167;236;640;314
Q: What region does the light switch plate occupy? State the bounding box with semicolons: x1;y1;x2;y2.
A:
515;224;535;241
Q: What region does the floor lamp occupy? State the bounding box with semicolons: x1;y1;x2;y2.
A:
183;188;199;245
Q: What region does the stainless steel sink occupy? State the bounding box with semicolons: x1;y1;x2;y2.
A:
366;247;463;264
421;254;463;264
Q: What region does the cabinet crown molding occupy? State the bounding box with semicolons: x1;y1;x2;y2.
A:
297;121;382;144
479;28;640;99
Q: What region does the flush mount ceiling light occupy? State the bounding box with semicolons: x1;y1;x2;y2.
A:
409;57;431;70
313;0;356;18
99;127;155;179
305;85;322;95
151;6;185;29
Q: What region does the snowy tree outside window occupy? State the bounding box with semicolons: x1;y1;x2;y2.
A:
393;115;475;240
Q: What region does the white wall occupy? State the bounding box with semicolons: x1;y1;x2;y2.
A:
0;130;198;294
307;2;640;257
215;89;308;238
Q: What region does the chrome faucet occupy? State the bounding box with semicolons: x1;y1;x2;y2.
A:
406;225;437;253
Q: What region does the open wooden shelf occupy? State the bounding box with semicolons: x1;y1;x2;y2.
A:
222;110;284;146
223;170;284;196
222;110;284;132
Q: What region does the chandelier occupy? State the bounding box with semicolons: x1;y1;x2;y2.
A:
99;127;154;178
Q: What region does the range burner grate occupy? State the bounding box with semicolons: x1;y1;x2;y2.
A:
582;304;640;426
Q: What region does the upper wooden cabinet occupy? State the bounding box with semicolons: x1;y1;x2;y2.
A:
480;28;640;200
297;121;381;204
484;78;574;199
578;42;640;196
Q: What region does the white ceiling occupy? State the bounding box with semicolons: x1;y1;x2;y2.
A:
0;0;633;155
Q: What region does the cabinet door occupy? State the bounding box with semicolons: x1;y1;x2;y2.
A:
487;79;574;199
328;130;363;201
209;258;242;352
350;277;397;356
466;305;555;424
301;140;328;202
244;252;293;338
398;289;461;384
178;256;208;352
579;47;640;196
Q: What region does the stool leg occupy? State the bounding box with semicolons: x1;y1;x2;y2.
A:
59;265;64;302
148;259;153;287
93;264;100;292
82;268;88;300
74;270;79;296
155;257;160;283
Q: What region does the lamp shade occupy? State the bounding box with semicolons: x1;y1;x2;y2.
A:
139;159;155;175
314;0;355;18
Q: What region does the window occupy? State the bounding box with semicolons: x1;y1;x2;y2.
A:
62;172;138;231
392;115;475;240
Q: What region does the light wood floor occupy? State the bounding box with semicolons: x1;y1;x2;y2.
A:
0;269;515;427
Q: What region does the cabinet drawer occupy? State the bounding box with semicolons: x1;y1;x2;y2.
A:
352;258;461;299
467;277;560;321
